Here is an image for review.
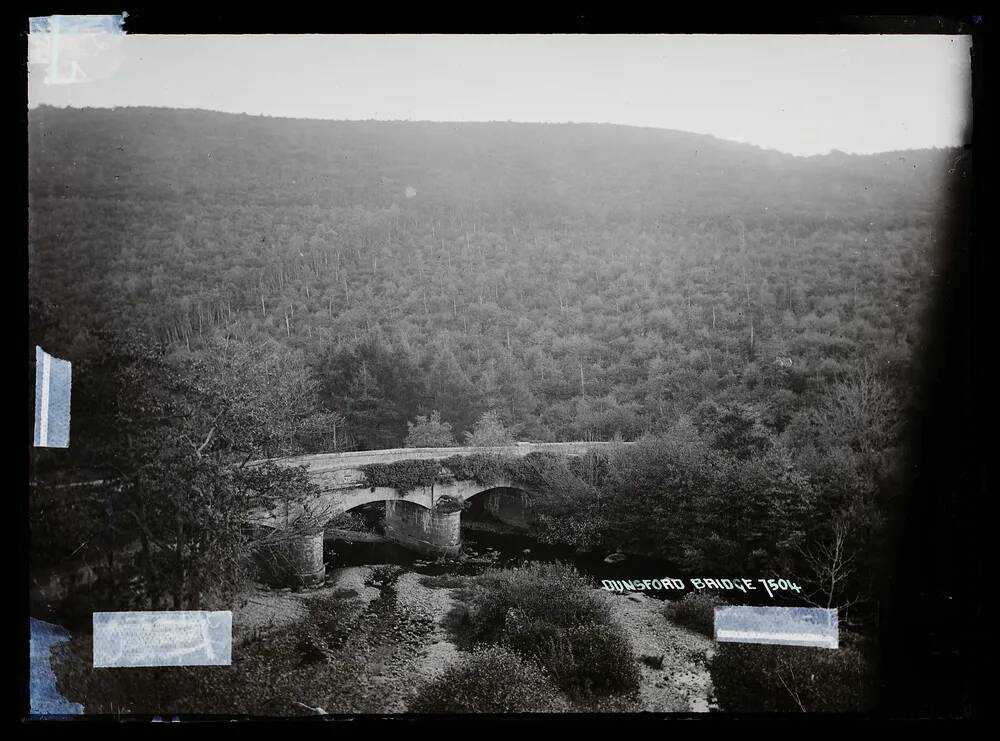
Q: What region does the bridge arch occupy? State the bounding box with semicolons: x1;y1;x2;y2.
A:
326;485;435;516
462;484;536;530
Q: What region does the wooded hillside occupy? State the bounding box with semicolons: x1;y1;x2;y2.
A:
28;106;967;449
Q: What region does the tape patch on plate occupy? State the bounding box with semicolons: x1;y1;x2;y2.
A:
92;611;232;668
30;618;84;715
28;13;127;86
714;606;838;649
34;346;72;448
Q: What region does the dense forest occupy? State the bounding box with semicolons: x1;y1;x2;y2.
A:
28;106;964;452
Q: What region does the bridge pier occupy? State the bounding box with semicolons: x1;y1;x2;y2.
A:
261;530;326;587
384;500;462;558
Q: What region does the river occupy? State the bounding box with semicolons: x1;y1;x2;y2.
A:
327;508;683;599
326;505;798;608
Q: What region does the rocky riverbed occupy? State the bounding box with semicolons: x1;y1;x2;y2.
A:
606;591;717;712
45;563;715;715
234;564;715;713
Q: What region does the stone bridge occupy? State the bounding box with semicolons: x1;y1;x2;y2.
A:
251;442;627;585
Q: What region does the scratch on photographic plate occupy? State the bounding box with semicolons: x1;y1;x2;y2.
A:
28;13;128;85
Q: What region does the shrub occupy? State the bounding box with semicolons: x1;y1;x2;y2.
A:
365;564;401;588
359;460;440;493
433;494;467;514
437;451;562;489
465;410;516;447
505;621;639;698
466;562;612;643
463;562;638;699
419;574;468;589
409;646;569;713
640;654;665;669
710;639;877;712
441;453;507;486
405;411;457;448
563;622;640;696
663;592;728;638
327;510;372;532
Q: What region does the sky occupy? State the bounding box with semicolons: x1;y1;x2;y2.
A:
27;33;973;157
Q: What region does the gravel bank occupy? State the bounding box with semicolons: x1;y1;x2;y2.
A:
178;570;716;714
602;590;717;712
394;571;464;689
325;565;382;605
232;566;380;648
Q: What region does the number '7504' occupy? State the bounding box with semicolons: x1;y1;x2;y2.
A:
758;578;802;598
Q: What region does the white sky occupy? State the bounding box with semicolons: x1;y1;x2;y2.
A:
27;33;973;156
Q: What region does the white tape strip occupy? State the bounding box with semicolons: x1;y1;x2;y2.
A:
93;611;233;668
39;351;51;447
714;606;839;649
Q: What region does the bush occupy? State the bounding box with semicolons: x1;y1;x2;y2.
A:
663;592;728;638
419;574;468;589
463;562;638;699
327;510;373;532
467;562;612;643
465;410;516;447
710;640;877;712
505;620;639;697
359;460;440;493
640;654;665;669
405;411;457;448
562;623;640;696
410;646;569;713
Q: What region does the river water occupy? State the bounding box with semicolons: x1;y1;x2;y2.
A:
32;503;789;637
326;508;687;602
326;506;798;608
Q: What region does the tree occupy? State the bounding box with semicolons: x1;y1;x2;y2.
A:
186;336;343;456
31;328;322;610
693;401;774;459
595;436;717;559
466;409;516;447
312;336;425;450
422;341;479;436
807;364;900;482
404;411;457;448
796;520;858;612
573;395;641;442
685;447;813;574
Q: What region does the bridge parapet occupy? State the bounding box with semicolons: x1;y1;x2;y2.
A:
256;441;631;475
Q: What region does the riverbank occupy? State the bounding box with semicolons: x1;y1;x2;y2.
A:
46;564;715;714
460;519;524;536
324;528;387;544
602;590;716;712
252;567;716;712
